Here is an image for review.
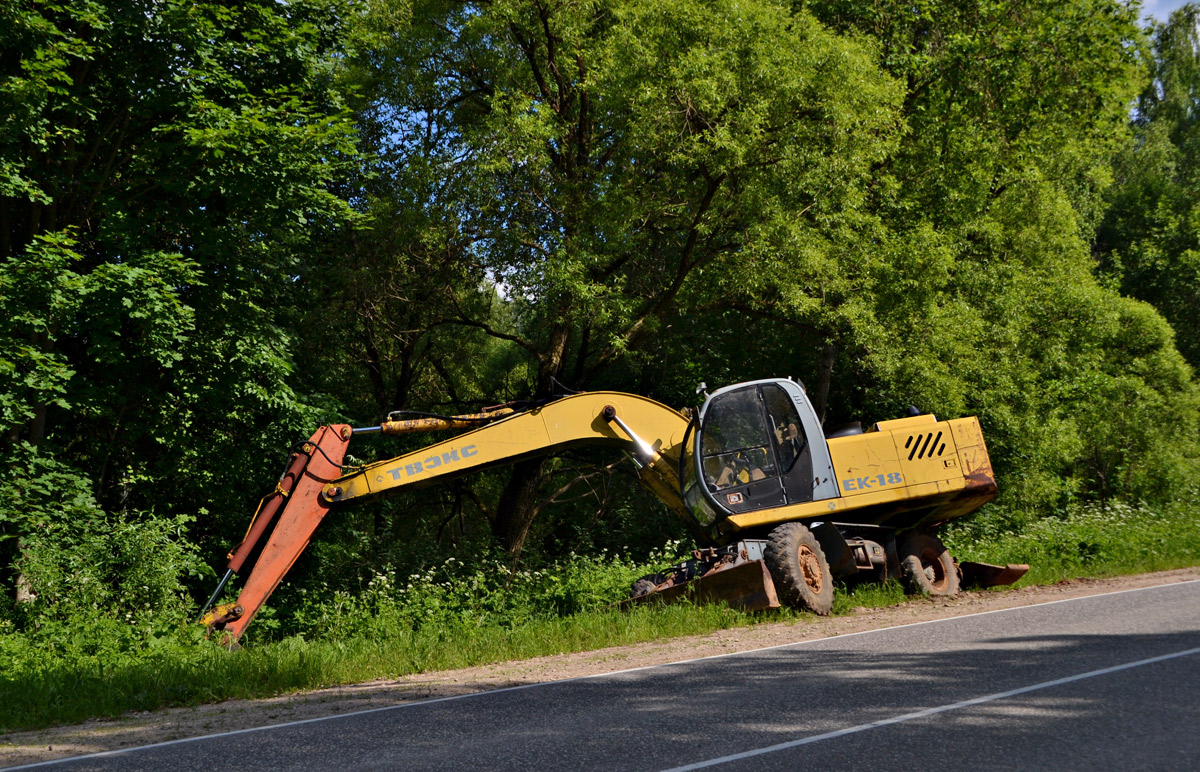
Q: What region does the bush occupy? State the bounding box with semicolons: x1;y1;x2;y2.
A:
9;509;209;664
943;499;1200;581
282;541;692;641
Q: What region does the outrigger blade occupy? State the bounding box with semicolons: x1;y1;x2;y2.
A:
653;560;781;611
625;555;781;613
959;561;1030;588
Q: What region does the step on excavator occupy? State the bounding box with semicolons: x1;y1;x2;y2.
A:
201;378;1028;641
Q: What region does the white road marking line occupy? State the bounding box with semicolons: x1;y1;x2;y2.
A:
658;645;1200;772
5;579;1197;770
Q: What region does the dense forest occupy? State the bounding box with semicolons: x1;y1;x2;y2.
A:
2;0;1199;632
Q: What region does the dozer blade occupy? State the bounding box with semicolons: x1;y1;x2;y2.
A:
959;561;1030;588
628;560;781;612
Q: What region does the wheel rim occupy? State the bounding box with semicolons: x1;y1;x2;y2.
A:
797;544;824;594
921;549;948;592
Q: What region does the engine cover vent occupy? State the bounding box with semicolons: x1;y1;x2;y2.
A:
905;431;945;461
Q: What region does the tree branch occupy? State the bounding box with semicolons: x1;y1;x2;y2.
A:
588;171;727;374
432;316;542;359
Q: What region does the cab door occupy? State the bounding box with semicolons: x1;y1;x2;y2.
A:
691;379;835;517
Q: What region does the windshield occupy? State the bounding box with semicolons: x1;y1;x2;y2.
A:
694;381;816;514
699;388;774;490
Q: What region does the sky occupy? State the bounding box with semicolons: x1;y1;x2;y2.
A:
1141;0;1194;22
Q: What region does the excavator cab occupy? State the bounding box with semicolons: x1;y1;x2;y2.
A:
683;379;839;529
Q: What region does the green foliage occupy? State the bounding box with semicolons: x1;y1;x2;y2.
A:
0;0;365;594
16;510;207;629
1098;3;1200;369
282;542;690;641
0;485;211;730
0;232;80;435
359;0;905;385
0;0;107;202
831;579;907;614
767;0;1200;514
945;499;1200;582
1;429;208;650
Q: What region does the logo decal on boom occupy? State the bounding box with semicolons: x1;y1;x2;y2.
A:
377;445;479;483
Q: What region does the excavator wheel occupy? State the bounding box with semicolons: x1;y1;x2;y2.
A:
899;532;960;597
765;522;834;615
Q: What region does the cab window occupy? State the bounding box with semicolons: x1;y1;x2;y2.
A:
697;383;815;513
698;387;785;513
762;383;813;503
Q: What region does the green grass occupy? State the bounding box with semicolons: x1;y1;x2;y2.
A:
2;500;1197;733
0;603;760;732
941;500;1200;584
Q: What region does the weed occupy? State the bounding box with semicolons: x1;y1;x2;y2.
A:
942;500;1200;584
1;503;1197;732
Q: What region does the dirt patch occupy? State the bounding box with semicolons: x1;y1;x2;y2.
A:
4;567;1198;768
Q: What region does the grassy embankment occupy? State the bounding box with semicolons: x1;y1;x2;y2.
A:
1;501;1197;733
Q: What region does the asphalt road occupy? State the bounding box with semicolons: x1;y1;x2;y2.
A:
13;581;1200;771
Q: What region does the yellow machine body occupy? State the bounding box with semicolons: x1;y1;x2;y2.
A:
721;414;996;536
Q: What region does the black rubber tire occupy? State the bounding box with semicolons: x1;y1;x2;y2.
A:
765;522;834;615
899;532;960;596
629;573;667;598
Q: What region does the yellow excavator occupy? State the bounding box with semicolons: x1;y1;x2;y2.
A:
201;378;1027;641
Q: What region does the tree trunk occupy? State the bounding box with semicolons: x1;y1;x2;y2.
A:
491;456;547;559
538;324;570;394
15;576;36;604
361;316;391;419
492;321;571;560
813;341;836;424
14;538;35;604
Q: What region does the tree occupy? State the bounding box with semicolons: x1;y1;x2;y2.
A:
1098;3;1200;369
0;0;361;600
343;0;904;559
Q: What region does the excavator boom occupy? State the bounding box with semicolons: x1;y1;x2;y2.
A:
325;392;692;512
203;392;694;639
